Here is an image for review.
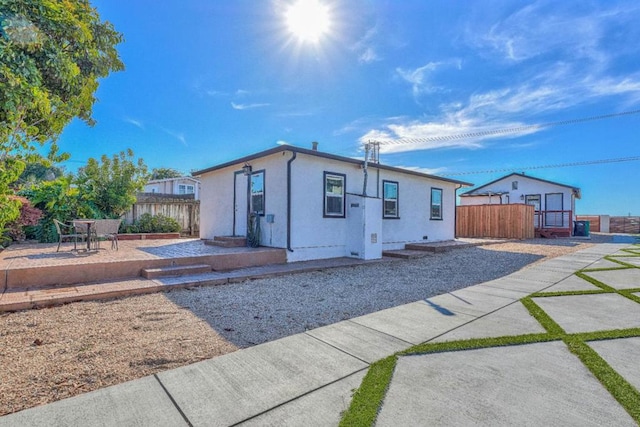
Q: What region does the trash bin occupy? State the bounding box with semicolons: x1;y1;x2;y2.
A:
574;220;590;237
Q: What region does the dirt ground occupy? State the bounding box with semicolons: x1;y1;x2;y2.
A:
0;240;595;416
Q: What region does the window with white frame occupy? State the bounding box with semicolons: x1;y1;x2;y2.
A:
383;180;399;218
430;187;443;220
251;171;265;215
178;184;195;195
324;172;345;217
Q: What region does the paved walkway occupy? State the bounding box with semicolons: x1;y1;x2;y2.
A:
1;242;639;426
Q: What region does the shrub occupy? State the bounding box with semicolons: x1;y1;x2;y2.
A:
3;196;44;244
121;213;181;234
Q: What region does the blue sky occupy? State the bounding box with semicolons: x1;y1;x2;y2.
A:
57;0;640;216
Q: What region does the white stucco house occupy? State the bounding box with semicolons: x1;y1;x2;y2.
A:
459;172;581;237
144;177;201;200
192;145;471;262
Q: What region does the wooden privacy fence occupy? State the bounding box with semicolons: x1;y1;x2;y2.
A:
456;204;535;239
124;193;200;236
575;215;601;232
609;216;640;234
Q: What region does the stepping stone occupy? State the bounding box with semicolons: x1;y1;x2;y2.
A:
376;342;635;426
532;293;640;333
431;302;546;342
583;268;640;290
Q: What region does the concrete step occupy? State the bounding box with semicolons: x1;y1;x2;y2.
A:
405;241;475;253
205;236;247;247
382;250;433;259
141;264;212;279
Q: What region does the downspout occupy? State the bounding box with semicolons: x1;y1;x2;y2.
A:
455;184;462;238
362;143;370;196
287;151;297;252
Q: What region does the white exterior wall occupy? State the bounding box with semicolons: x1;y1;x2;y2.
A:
460;176;576;218
199;153;289;245
375;169;459;250
458;194;508;205
287;155;361;261
199;150;460;262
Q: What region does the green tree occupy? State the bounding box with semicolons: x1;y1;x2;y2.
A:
0;0;124;151
20;175;95;242
15;156;64;188
0;157;24;233
150;167;183;180
0;0;123;230
75;149;148;218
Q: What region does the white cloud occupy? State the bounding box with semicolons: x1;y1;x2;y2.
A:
396;165;449;176
359;47;379;64
396;59;462;98
231;102;270;110
160;128;187;146
276;140;290;145
124;117;144;129
352;25;382;64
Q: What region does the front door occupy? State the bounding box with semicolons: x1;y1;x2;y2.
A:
525;194;541;228
545;193;564;227
234;172;249;236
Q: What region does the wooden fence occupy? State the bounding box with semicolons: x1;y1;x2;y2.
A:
124;193;200;236
456;204;535;239
575;215;601;232
609;216;640;234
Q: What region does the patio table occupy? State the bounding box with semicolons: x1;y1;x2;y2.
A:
73;220;96;251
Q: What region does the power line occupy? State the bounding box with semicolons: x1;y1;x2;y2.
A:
376;109;640;146
440;156;640;176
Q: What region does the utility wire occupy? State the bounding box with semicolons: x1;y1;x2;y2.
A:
440;156;640;176
376;109;640;146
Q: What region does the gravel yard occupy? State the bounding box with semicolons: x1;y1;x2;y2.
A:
0;238;604;416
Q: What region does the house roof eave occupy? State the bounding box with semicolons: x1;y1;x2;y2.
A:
192;145;473;186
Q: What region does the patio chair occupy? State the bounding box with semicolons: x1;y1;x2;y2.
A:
53;219;86;252
92;219;122;250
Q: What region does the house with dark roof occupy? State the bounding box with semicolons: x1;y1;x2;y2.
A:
192;144;471;261
459;172;581;237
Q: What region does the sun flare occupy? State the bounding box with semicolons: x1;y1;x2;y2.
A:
285;0;331;43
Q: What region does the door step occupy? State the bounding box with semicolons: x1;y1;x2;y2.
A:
205;236;247;247
141;264;212;279
382;250;433;259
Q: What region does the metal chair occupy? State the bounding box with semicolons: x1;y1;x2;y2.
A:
53;219;86;252
92;219;122;250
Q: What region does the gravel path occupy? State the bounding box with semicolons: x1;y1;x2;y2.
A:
166;239;596;347
0;237;609;415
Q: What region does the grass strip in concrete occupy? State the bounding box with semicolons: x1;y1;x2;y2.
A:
605;255;639;268
339;355;397;427
520;297;565;335
340;259;640;426
530;289;609;298
563;336;640;422
575;271;618;292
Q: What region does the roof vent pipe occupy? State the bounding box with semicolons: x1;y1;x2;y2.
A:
312;141;318;151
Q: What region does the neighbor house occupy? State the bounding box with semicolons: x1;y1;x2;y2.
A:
459;172;581;237
192;144;471;262
144;177;201;200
